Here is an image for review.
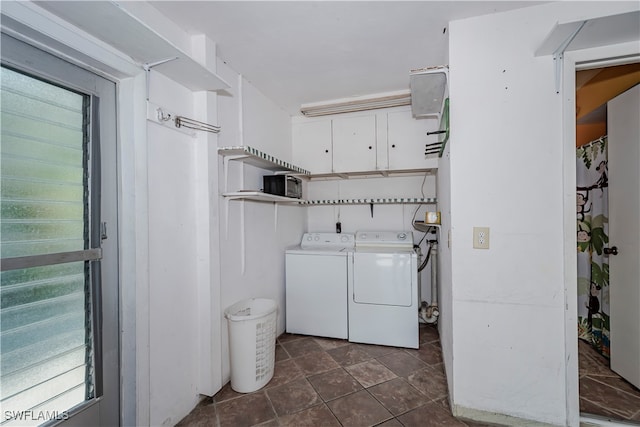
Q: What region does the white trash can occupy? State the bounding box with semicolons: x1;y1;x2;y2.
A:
224;298;277;393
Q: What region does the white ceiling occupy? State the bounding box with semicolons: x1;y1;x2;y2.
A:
150;1;548;116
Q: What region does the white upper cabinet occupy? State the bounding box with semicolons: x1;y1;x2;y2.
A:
292;106;438;176
292;120;333;174
386;109;438;170
332;115;377;173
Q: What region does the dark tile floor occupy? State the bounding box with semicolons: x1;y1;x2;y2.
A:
178;328;640;426
177;324;486;427
578;339;640;422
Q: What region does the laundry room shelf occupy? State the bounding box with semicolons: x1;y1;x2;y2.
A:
17;1;230;92
301;197;437;205
218;146;310;175
413;221;441;233
295;165;438;181
222;191;303;204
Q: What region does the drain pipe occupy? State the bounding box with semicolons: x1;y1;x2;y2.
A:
420;241;439;324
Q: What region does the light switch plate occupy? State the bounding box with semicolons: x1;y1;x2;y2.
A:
473;227;490;249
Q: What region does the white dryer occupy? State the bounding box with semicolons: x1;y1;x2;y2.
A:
285;233;354;339
349;231;419;349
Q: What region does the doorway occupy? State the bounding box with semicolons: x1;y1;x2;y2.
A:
0;33;119;426
575;64;640;422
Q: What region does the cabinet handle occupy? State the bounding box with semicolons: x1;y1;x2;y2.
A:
392;144;396;148
368;146;372;150
325;149;329;153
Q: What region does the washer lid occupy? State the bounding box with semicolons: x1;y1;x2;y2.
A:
287;247;351;255
355;231;414;250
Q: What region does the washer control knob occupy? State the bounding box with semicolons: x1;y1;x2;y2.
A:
314;235;320;241
306;235;313;241
340;235;349;242
397;232;407;240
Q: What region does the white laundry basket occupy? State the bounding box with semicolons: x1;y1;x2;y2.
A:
224;298;277;393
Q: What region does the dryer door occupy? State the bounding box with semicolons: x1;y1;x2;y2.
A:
352;252;413;306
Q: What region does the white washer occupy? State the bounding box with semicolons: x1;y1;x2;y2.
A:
285;233;354;339
349;231;419;348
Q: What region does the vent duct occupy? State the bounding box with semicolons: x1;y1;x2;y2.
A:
410;66;448;118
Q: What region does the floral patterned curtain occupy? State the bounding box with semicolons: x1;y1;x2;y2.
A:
577;136;610;357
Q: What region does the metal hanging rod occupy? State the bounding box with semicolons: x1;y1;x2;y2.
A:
175;116;221;134
147;101;221;136
143;58;222;135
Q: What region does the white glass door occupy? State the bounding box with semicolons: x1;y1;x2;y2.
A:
1;34;118;426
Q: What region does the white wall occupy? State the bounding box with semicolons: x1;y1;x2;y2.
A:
217;60;306;384
446;2;639;425
436;140;454;402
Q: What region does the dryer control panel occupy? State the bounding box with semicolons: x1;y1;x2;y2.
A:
355;231;414;249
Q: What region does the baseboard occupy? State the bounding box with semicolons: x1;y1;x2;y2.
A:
452;404;562;427
580;413;640;426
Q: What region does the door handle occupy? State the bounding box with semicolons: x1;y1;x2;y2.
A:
604;246;618;256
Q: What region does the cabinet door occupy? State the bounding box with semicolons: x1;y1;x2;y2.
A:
292;121;333;174
387;110;437;170
332;115;377;173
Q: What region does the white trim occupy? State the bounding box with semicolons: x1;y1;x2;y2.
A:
561;52;580;427
191;35;223;398
128;75;151;427
570;41;640;69
580;414;640;427
577;54;640;71
563;42;640;427
0;1;139;78
453;404;559;427
118;73;150;427
192;32;223;396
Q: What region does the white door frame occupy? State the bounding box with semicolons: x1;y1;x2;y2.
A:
562;41;640;427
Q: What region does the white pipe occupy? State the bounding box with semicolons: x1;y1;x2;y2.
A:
420;304;439;324
431;242;438;308
419;241;439;324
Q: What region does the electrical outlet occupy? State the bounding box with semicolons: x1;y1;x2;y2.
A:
473;227;490;249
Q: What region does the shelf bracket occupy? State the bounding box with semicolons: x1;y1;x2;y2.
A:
224;196;230;239
240;199;246;275
274;203;279;232
552;21;586;94
143;57;179;101
223;154;250;193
